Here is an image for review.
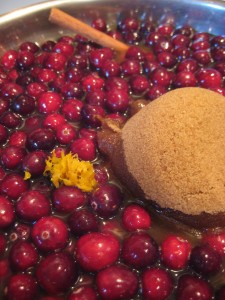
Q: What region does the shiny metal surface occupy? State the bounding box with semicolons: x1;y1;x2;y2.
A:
0;0;225;55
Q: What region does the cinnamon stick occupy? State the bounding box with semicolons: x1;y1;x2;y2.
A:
49;8;129;55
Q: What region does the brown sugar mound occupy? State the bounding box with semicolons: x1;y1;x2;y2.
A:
122;87;225;223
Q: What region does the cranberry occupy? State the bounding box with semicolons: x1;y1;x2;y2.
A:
122;204;151;231
9;223;31;242
101;59;120;77
26;82;47;98
0;258;10;280
66;67;83;83
36;251;78;295
1;145;25;169
89;47;114;69
56;123;77;145
120;59;142;77
157;51;177;68
76;232;120;271
174;24;194;37
146;31;163;46
60;82;84;99
68;208;99;236
142;267;173;300
172;46;192;61
79;128;97;142
153;36;173;54
190;244;222;275
70;137;96;161
196;68;222;88
68;285;98;300
8;130;27;148
37;68;57;83
85;90;106;106
1;49;18;70
122;231;158;269
150;66;173;87
1;111;22;129
68;53;89;69
82;72;105;91
172;34;191;48
193;50;212;65
147;84;167;100
126;46;146;60
94;165;108;184
24;116;42;133
0;233;6;255
31;216;69;252
16;190;51;222
176;274;213;300
81;104;106;127
105;76;129;92
44;52;67;71
156;23;174;36
62;99;84;122
119;17;139;32
105;88;129;112
27;128;56;151
43;113;66;130
174;71;197;87
96;264;139;300
89;183;123;218
17;50;35;70
5;273;38;300
53;42;74;56
22;150;47;177
202;232;225;256
0;98;9;115
0;124;8;144
19;41;39;53
0;195;14;228
9;240;39;271
193;32;210;41
129;74;149;95
37;91;62;114
177;58;198;72
52;185;86;213
0;173;29;199
161;235;192;270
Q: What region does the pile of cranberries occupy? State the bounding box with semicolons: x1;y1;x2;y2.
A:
0;10;225;300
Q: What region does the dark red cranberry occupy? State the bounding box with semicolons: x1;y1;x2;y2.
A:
129;74;149;94
147;85;167;100
202;232;225;257
53;42;74;56
94;165;108;184
176;274;213;300
143;60;160;75
120;59;142;77
68;208;99;236
41;40;56;52
60;82;84;99
92;17;107;32
5;273;38;300
190;244;222;275
89;47;114;69
161;235;192;270
105;76;129;92
9;240;38;271
1;112;22;129
177;58;198;72
0;195;15;228
174;24;194;37
174;71;197;87
56;123;77;145
37;91;62;114
76;232;120;271
191;39;210;51
142;267;173;300
81;104;106;127
9;223;31;242
8;131;27;148
1;145;25;170
82;72;105;91
0;124;8;144
43;113;66;130
24;116;42;133
37;68;57;84
52;185;86;213
211;35;225;47
146;31;163;46
16;190;51;222
36;252;78;295
17;50;35;70
19;41;39;53
101;59;120;77
0;173;29;199
70;137;96;161
79;128;97;142
44;52;67;71
16;74;34;87
66;67;83;83
1;49;18;70
156;23;174;36
26;82;47;98
122;204;151;231
172;46;192;61
119;17;139;31
150;66;173;87
96;264;139;300
85;90;106;107
196;68;222;88
211;46;225;61
108;30;123;41
68;285;98;300
22;150;47;177
0;98;9;115
27;128;56;151
193;50;212;65
0;258;10;280
89;183;123;218
31;216;68;252
62;99;84;122
68;53;89;69
0;233;6;255
215;62;225;76
105;88;129;112
123;30;142;45
11;94;35;116
193;32;210;41
122;231;158;269
0;166;5;181
153;36;173;54
157;51;177;68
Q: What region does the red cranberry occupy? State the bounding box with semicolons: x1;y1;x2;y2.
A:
122;231;158;269
146;31;162;46
94;165;108;184
68;208;99;236
1;145;25;169
44;52;67;71
68;53;89;69
172;34;190;47
37;91;62;114
142;267;173;300
105;76;129;92
56;123;77;145
153;36;173;54
17;50;35;70
97;264;139;300
66;67;84;83
24;116;42;133
43;113;66;130
202;232;225;257
89;183;123;218
36;252;78;295
122;204;151;231
76;232;120;271
82;72;105;91
119;17;139;32
190;244;222;275
5;273;38;300
0;124;8;144
9;240;38;271
0;258;9;280
22;150;47;177
37;68;57;84
151;66;173;87
0;98;9;115
193;50;212;65
101;59;120;77
161;235;192;270
89;47;113;69
0;173;29;199
79;128;97;142
129;74;149;95
174;24;194;37
176;274;213;300
172;46;192;61
193;32;210;41
62;99;84;122
174;71;197;87
31;216;68;252
27;128;56;151
120;59;142;77
0;233;6;255
1;112;22;129
19;41;39;53
211;46;225;62
68;285;98;300
157;23;174;36
1;49;18;70
81;104;106;127
52;185;86;213
196;68;222;88
8;130;27;148
70;137;96;161
16;190;51;222
60;82;84;99
53;42;74;56
106;88;129;112
85;90;106;106
0;195;14;228
147;85;167;100
157;51;177;68
26;82;47;98
177;58;198;72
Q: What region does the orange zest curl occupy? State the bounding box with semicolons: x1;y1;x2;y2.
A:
43;150;97;192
